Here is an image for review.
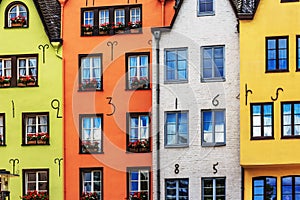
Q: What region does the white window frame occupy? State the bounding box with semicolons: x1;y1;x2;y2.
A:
198;0;215;16
25;114;48;143
99;9;109;24
130;7;141;23
202;177;225;200
81;115;102;153
8;4;27;27
82;170;102;197
80;55;102;90
25;170;48;193
0;115;4;145
83;10;94;26
17;57;37;79
129;114;149;142
128;55;149;89
0;59;12;77
114;9;125;24
129;168;149;199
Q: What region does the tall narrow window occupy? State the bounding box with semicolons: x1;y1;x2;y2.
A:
0;114;5;146
0;59;12;77
297;36;300;71
165;179;189;200
23;170;49;196
202;110;225;146
253;177;276;200
128;168;149;200
79;54;102;91
80;114;102;154
202;177;225;200
99;10;109;24
251;103;274;139
23;113;49;145
6;3;28;27
202;46;225;81
115;9;125;24
127;113;150;153
198;0;214;16
266;37;288;72
83;11;94;26
282;102;300;138
80;168;102;200
282;176;300;200
165;111;188;146
130;8;141;23
18;57;37;80
126;53;149;90
165;48;188;82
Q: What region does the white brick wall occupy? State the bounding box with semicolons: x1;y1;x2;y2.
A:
152;0;240;199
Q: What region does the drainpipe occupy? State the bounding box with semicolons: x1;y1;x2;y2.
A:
159;0;165;26
241;167;244;200
153;29;161;200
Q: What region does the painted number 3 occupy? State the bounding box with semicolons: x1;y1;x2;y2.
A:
106;97;116;116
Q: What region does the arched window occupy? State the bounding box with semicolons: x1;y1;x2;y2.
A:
5;2;28;28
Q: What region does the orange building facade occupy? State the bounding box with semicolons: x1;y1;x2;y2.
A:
61;0;174;199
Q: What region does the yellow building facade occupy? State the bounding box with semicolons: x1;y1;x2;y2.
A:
239;0;300;199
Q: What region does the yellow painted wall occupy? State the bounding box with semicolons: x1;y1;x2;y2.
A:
240;0;300;166
0;0;63;199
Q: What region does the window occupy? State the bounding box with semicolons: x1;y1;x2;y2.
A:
266;37;288;72
198;0;214;16
253;177;276;200
165;111;188;146
282;102;300;138
5;2;28;28
0;55;37;88
22;113;49;145
23;170;49;196
297;36;300;71
81;5;142;36
165;179;189;200
127;113;150;153
282;176;300;200
201;46;225;81
202;177;225;200
128;168;150;200
79;54;102;91
251;103;274;139
126;52;150;90
165;48;188;82
80;168;102;200
202;110;225;146
0;114;5;146
281;0;299;2
80;114;102;153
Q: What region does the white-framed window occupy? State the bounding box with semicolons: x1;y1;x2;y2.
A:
80;114;102;153
79;54;102;91
165;179;189;200
201;46;225;81
165;48;188;82
84;10;94;26
128;168;149;200
251;103;274;139
130;8;141;23
198;0;214;16
202;177;225;200
24;170;48;194
81;168;102;200
281;102;300;138
114;9;125;24
0;114;5;146
127;53;149;90
0;59;12;77
7;3;28;27
17;57;37;79
165;111;188;146
202;110;225;146
99;9;109;24
23;113;48;145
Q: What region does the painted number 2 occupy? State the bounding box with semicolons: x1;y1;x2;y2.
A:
106;97;116;116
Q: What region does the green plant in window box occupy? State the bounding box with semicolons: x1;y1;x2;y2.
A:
99;22;111;34
10;15;26;27
128;139;150;153
81;192;98;200
0;76;11;87
82;24;94;35
113;22;125;33
130;77;149;89
128;21;142;33
18;75;35;86
20;191;49;200
80;79;98;90
129;192;148;200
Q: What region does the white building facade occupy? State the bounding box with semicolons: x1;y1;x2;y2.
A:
152;0;241;199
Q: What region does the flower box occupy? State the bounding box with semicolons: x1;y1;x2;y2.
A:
27;140;37;144
17;82;26;87
130;28;140;33
84;31;93;35
27;81;36;86
11;23;23;27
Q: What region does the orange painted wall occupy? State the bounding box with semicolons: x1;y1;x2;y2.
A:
62;0;175;199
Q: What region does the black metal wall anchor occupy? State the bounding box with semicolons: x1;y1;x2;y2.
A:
127;0;138;3
106;97;116;116
212;94;220;106
236;93;240;99
38;44;49;64
9;158;19;174
11;100;15;118
245;84;253;106
85;0;95;6
174;164;179;174
54;158;63;177
107;41;118;61
271;87;283;101
148;40;152;45
51;99;62;118
213;162;219;174
175;98;178;109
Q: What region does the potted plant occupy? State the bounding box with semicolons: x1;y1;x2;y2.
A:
82;24;94;35
18;75;35;87
128;139;150;153
128;21;142;33
99;22;111;34
113;22;125;34
20;191;48;200
10;15;26;27
129;192;148;200
0;76;11;87
130;77;149;89
81;140;100;153
80;79;98;90
81;192;98;200
38;133;49;144
27;133;38;144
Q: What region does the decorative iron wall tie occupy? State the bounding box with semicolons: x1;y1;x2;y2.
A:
245;84;253;106
107;41;118;61
38;44;49;64
9;158;19;174
51;99;62;118
11;100;15;118
148;40;152;45
54;158;63;177
271;87;283;101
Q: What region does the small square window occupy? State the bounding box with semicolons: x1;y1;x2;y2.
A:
23;169;49;198
198;0;214;16
165;179;189;200
202;177;225;200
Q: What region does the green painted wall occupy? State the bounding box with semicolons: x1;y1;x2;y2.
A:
0;0;63;199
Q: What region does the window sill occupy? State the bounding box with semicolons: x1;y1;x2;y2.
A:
281;136;300;139
22;143;50;146
281;0;299;2
79;151;104;154
201;78;226;83
250;136;274;140
78;89;102;92
126;87;151;91
81;29;142;37
197;12;215;17
164;80;188;84
165;144;189;148
0;144;6;147
201;143;226;147
265;69;289;73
